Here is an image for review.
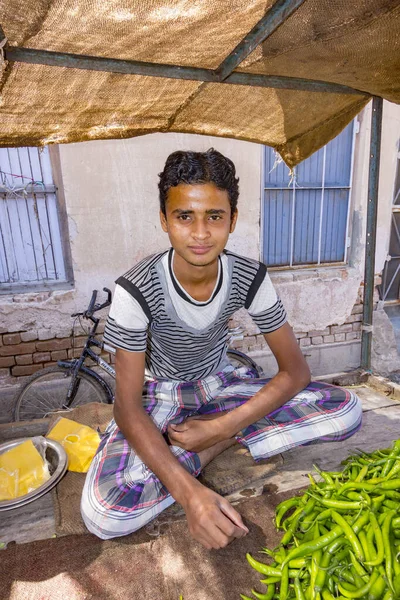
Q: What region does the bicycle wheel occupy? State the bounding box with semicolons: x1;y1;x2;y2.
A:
13;366;111;421
226;349;263;375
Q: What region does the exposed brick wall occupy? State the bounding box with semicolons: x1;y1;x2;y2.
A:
229;284;377;355
0;283;379;382
0;321;115;382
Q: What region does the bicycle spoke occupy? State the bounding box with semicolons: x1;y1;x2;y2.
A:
14;367;111;420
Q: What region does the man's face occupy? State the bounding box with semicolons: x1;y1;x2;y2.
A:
160;182;237;268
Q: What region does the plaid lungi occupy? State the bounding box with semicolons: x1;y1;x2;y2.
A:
81;364;362;539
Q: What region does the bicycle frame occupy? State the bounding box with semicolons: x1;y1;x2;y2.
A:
57;331;115;407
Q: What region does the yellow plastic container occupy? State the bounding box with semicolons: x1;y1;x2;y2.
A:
0;439;50;500
46;417;100;473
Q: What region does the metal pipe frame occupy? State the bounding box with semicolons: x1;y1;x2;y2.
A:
215;0;306;81
361;96;384;371
5;46;368;96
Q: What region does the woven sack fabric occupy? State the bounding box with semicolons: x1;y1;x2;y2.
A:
0;0;399;165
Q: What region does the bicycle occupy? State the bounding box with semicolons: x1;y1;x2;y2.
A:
13;288;262;421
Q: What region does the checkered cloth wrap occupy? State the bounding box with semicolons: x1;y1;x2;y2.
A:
81;364;362;539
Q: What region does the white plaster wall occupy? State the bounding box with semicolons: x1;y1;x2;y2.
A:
0;133;261;333
1;101;399;343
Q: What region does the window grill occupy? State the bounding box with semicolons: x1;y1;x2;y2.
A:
380;144;400;301
0;147;68;287
262;121;356;268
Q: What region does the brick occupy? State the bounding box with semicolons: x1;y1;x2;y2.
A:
33;352;51;363
56;329;73;339
311;336;324;345
0;342;37;357
44;361;58;368
16;354;33;365
323;335;335;344
20;331;38;342
3;333;22;345
309;328;330;337
331;324;353;334
0;356;16;368
38;329;55;341
11;364;42;377
352;314;363;322
300;337;311;347
248;343;263;352
36;338;71;352
352;322;362;332
73;336;87;348
51;350;68;361
346;332;359;341
334;333;346;342
229;339;244;349
351;304;364;315
344;314;356;323
68;348;83;359
295;332;307;339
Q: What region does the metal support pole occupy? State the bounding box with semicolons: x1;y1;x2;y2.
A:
361;96;383;371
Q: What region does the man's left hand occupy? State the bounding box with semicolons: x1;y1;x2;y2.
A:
167;415;228;452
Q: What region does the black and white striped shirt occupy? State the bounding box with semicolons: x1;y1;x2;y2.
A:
103;249;286;381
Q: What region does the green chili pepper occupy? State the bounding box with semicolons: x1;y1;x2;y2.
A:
358;530;371;563
251;586;275;600
276;498;302;528
382;510;396;594
281;526;342;567
306;491;364;511
367;574;387;600
352;510;370;534
365;511;385;566
330;511;364;562
294;576;306;600
279;563;289;600
383;500;400;511
246;554;282;577
314;549;332;592
321;590;336;600
338;570;378;598
355;464;369;482
260;576;281;584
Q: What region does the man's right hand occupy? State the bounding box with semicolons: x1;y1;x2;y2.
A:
182;482;249;549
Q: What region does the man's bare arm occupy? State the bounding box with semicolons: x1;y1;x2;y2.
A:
113;348;248;549
168;322;310;451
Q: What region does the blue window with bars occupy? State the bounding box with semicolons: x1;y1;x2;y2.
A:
262;122;355;267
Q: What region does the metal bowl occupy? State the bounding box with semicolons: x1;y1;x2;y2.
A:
0;436;68;511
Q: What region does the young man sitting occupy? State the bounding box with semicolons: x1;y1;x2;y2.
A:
81;149;362;550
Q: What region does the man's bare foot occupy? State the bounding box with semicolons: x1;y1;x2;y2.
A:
197;437;237;469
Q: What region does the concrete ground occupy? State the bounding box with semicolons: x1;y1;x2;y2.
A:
1;377;400;599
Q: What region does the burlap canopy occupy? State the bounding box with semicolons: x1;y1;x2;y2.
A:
0;1;399;165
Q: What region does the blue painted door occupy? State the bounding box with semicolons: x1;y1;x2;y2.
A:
263;122;354;267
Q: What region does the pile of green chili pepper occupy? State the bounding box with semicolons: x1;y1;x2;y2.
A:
241;439;400;600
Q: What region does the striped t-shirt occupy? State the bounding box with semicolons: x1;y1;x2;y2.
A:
103;248;286;381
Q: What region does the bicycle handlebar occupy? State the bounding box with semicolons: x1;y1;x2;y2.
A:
86;290;98;318
71;288;112;320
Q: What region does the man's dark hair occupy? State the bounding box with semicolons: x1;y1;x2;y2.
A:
158;148;239;217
